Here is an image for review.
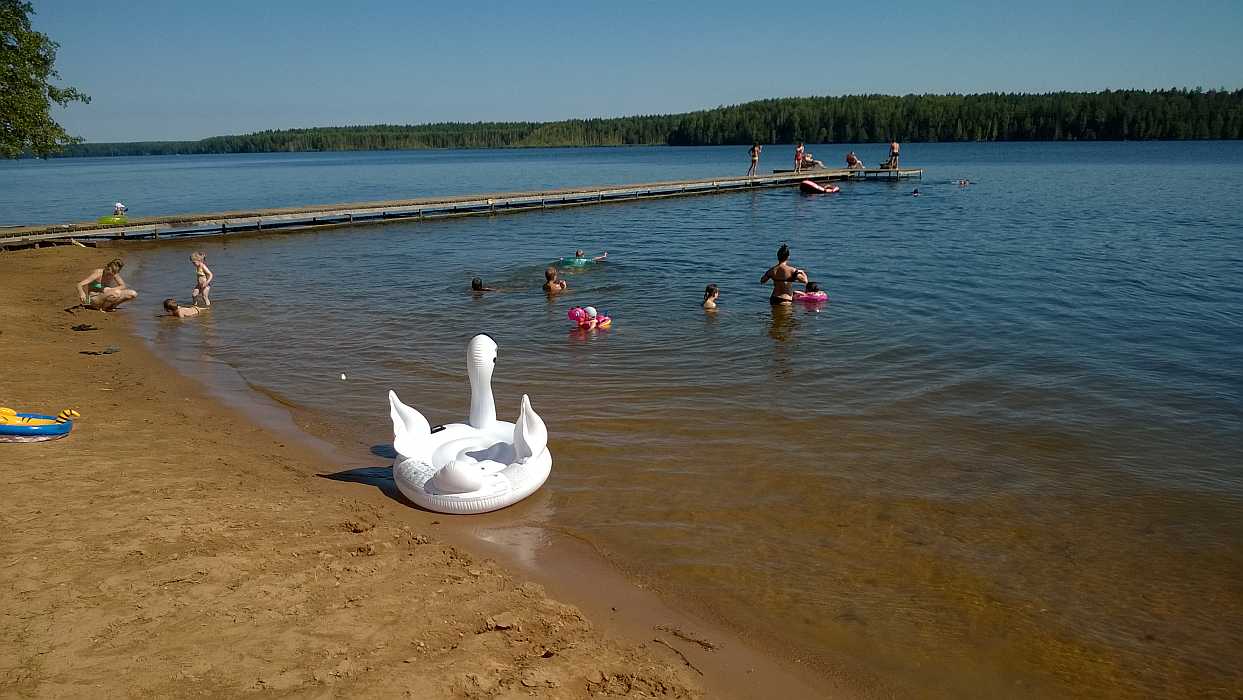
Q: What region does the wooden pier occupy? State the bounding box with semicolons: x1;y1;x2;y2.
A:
0;167;921;249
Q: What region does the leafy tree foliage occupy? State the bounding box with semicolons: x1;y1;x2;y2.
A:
1;0;89;158
60;89;1242;157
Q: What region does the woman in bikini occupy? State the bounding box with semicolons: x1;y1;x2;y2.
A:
759;244;808;305
76;258;138;311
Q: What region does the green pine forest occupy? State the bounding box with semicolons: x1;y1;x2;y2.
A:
60;89;1243;157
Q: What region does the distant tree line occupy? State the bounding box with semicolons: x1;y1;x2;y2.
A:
57;89;1243;157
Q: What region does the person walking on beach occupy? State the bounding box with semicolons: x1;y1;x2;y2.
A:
76;258;138;311
747;143;762;176
794;142;806;173
760;244;808;305
190;252;213;307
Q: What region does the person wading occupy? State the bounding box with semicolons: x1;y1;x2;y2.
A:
760;243;808;305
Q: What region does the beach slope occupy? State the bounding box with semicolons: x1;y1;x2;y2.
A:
0;247;700;698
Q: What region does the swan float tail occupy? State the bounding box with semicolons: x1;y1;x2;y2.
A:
512;394;547;462
389;390;431;462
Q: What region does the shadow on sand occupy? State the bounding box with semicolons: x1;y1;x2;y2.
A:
316;443;425;509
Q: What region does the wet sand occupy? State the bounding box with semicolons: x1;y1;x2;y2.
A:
0;247;720;698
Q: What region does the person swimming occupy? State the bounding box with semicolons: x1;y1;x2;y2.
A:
470;277;496;293
543;266;568;295
163;298;202;318
703;283;720;310
760;244;808;305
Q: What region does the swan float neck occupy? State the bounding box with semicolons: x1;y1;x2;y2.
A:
467;334;498;429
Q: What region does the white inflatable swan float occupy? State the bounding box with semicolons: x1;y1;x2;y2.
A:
389;334;552;514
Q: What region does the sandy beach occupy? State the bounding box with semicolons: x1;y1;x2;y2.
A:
0;247;710;698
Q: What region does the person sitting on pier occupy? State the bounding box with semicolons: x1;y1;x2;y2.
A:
760;244;808;305
543;267;568;295
800;152;825;170
845;151;864;169
881;140;900;169
76;259;138;311
113;201;128;216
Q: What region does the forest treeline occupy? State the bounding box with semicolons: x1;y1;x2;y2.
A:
59;89;1243;157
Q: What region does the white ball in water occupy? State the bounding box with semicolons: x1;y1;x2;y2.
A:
340;373;347;380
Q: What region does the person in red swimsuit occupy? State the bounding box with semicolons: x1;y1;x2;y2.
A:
794;142;805;173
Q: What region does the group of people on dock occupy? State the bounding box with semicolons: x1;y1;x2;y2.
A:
75;252;212;318
747;141;901;174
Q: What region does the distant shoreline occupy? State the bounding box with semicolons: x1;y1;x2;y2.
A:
39;89;1243;158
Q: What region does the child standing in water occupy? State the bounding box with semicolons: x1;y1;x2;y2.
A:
190;252;213;306
543;266;568;295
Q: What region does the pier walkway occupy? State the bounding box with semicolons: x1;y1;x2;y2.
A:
1;167;921;249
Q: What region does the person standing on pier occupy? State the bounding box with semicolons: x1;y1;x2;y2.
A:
747;143;762;176
883;140;900;169
794;142;806;173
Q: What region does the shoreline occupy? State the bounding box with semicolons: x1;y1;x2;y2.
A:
122;248;841;699
0;246;829;698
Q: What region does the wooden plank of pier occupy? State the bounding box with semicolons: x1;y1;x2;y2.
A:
0;167;922;249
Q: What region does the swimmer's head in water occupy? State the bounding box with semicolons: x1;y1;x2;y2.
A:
585;306;597;318
575;249;585;258
544;266;558;281
806;281;820;293
704;283;719;302
471;277;484;291
104;259;124;275
777;244;790;262
163;298;178;312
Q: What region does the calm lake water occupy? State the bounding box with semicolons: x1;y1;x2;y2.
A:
12;144;1242;697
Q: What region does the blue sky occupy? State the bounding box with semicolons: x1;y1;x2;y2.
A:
34;0;1243;142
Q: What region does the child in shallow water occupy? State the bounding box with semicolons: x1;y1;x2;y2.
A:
542;267;568;295
703;283;720;309
163;298;202;318
190;252;213;306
